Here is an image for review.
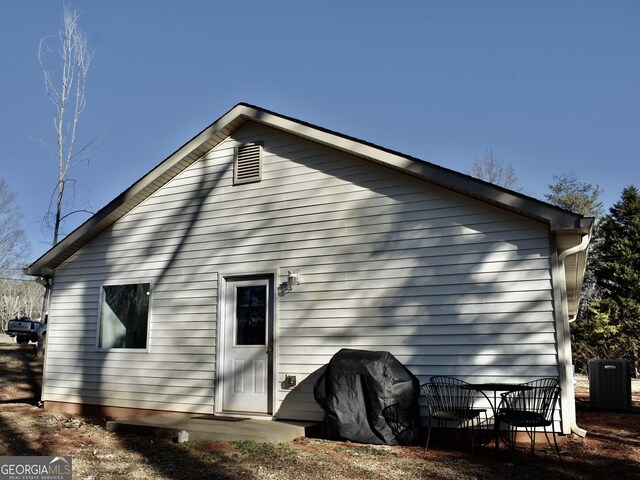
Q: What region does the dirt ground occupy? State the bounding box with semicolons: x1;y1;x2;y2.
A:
0;336;638;479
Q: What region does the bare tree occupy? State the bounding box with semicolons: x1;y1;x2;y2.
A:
36;5;94;356
0;179;29;277
38;5;93;245
0;179;35;330
465;150;522;192
0;280;45;331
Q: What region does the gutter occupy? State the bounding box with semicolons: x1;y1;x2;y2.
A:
558;233;591;438
560;234;590;324
558;233;590;263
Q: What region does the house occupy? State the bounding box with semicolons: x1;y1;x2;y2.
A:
25;103;593;435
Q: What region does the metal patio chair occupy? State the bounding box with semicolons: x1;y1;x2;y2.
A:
422;376;490;452
496;378;562;460
382;403;418;446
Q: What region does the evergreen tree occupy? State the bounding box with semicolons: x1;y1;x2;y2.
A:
545;171;603;217
545;172;602;349
575;186;640;372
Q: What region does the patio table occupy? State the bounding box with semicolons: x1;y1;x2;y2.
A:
467;383;533;450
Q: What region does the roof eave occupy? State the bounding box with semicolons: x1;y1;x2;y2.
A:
26;104;254;277
239;104;590;230
25;102;592;276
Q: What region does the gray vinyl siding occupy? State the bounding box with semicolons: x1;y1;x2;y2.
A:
44;121;557;418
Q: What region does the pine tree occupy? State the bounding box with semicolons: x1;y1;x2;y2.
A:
545;171;603;217
579;186;640;372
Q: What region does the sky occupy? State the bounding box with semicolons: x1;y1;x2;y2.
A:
1;0;639;262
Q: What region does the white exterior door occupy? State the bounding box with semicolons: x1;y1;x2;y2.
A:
221;277;273;414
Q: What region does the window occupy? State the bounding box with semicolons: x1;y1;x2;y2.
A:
233;143;262;184
235;285;267;345
98;283;150;349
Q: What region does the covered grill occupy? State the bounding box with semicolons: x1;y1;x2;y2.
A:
314;348;421;445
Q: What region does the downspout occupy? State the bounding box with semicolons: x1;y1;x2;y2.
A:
558;233;590;438
558;233;590;264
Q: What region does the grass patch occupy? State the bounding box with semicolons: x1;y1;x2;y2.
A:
336;444;392;457
354;444;393;456
181;440;229;461
232;440;297;459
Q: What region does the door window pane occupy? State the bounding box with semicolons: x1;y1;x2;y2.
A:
236;285;266;345
99;283;150;349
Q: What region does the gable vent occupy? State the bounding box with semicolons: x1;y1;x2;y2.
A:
234;143;262;184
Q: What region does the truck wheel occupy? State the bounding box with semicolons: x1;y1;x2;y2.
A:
17;337;28;344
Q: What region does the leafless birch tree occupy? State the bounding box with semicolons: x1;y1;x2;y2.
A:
38;5;93;245
36;5;94;355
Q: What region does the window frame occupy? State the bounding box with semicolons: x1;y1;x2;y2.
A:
96;279;152;352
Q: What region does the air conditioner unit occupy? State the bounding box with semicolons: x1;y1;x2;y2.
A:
588;359;632;410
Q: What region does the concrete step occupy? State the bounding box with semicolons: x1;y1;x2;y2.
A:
106;413;319;443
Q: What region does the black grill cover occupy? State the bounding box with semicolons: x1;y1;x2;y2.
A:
313;348;421;445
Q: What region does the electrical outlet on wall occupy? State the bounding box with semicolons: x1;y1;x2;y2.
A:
284;375;297;388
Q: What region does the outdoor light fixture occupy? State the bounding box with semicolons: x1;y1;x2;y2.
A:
36;276;52;288
287;270;301;289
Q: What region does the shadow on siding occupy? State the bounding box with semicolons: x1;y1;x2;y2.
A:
65;120;559;439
